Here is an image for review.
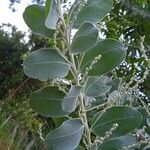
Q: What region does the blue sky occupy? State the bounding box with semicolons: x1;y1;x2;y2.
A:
0;0;31;31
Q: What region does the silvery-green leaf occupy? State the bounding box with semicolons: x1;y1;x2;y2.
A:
84;76;111;97
84;95;96;107
23;5;54;37
62;86;81;113
29;87;69;117
97;134;137;150
71;22;98;54
147;115;150;127
74;0;113;28
45;119;84;150
81;39;126;76
108;90;119;101
23;48;70;81
91;106;142;138
45;0;59;29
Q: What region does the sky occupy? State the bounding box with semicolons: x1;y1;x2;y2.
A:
0;0;75;32
0;0;31;31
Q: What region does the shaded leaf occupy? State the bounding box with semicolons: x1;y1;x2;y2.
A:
45;119;84;150
71;22;98;54
62;86;81;113
147;115;150;127
91;106;142;138
23;48;70;81
84;76;111;97
74;0;113;28
23;5;54;37
75;145;85;150
98;134;137;150
108;78;121;93
45;0;59;29
29;87;69;117
45;0;52;16
81;39;126;76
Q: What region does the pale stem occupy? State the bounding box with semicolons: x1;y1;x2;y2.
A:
58;2;92;148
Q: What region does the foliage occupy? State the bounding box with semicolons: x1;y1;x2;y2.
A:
22;0;150;149
0;24;51;149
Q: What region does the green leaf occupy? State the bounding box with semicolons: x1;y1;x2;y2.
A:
91;106;142;138
81;39;126;76
75;145;85;150
45;0;52;16
45;0;59;29
147;115;150;127
97;134;137;150
74;0;113;28
23;5;54;37
71;22;98;54
108;78;121;93
29;87;69;117
45;119;84;150
23;48;70;81
62;86;81;113
84;76;111;97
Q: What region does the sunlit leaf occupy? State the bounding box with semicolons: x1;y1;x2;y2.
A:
81;39;126;76
45;0;59;29
84;76;111;97
23;5;54;37
74;0;113;28
23;48;70;81
71;22;98;54
62;86;81;113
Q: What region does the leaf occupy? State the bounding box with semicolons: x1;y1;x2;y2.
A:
71;22;98;54
91;106;142;138
45;0;52;16
107;78;121;93
84;76;111;97
147;115;150;127
45;0;59;29
23;48;70;81
45;119;84;150
144;146;150;150
97;134;137;150
75;145;85;150
23;5;54;37
62;86;81;113
29;87;69;117
74;0;113;28
81;39;126;76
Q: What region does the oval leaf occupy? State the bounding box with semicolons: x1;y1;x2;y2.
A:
84;76;111;97
23;48;70;81
29;87;69;117
45;119;84;150
71;22;98;54
91;106;142;138
62;86;81;113
23;5;54;37
81;39;126;76
98;134;137;150
45;0;59;29
74;0;113;28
